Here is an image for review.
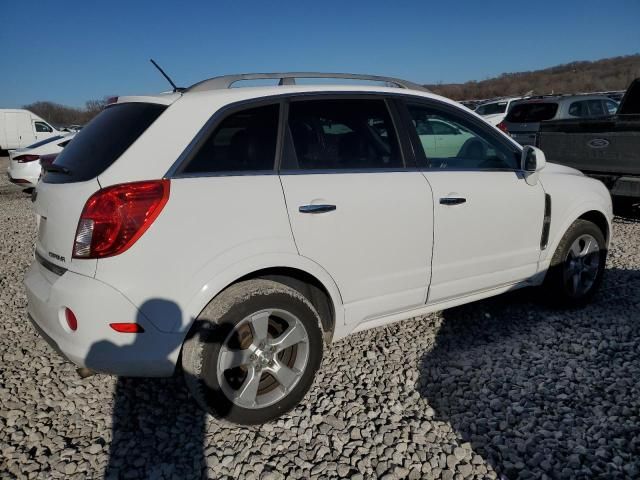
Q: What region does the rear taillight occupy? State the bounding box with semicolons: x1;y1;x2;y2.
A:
496;121;509;134
15;154;40;163
73;180;170;259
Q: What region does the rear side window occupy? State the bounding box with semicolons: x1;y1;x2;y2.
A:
605;100;618;115
586;100;605;117
475;102;507;115
283;99;402;170
181;104;279;174
44;103;166;184
569;99;609;117
506;102;559;123
569;100;589;117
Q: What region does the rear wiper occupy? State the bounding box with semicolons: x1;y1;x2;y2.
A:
42;164;71;175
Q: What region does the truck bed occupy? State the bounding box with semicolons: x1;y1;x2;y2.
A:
538;115;640;177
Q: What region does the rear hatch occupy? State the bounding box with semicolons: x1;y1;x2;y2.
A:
505;101;559;145
33;102;167;277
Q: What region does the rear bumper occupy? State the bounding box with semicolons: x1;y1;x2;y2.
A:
24;260;184;377
611;176;640;198
7;161;39;187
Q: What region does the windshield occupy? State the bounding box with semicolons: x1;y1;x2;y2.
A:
476;102;507;116
43;103;166;184
506;102;559;123
26;135;64;149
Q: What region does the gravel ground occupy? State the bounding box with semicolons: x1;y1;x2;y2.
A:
1;155;639;479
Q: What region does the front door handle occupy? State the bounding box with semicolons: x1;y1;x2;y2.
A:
299;204;336;214
439;197;466;206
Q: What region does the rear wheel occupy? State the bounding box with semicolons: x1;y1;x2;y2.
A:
181;279;323;425
544;219;607;306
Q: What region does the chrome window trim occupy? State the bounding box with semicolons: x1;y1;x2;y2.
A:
166;90;527;178
172;170;278;179
279;167;422;175
165;91;426;178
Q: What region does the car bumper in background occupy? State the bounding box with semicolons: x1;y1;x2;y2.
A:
24;259;184;377
7;161;39;187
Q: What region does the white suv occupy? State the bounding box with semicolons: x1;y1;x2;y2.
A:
25;73;613;425
474;97;522;126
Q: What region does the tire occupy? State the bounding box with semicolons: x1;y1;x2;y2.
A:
543;219;607;306
181;279;323;425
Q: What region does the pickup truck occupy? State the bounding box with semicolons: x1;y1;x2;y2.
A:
538;78;640;199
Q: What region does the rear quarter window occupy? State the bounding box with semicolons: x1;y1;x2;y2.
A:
43;103;166;184
506;102;559;123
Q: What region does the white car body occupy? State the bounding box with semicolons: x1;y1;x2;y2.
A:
25;78;613;379
475;97;522;126
0;109;60;150
7;134;75;187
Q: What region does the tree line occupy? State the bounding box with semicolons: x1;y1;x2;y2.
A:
22;98;109;128
21;54;640;124
426;54;640;100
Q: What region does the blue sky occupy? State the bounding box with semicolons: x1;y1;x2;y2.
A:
1;0;638;108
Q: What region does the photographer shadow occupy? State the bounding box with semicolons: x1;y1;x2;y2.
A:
417;267;640;479
85;299;231;479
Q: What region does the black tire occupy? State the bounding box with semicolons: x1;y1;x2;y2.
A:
181;279;323;425
543;219;607;306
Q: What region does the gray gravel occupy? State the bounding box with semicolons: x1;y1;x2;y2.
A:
1;155;639;479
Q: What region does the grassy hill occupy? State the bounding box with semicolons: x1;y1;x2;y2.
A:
426;54;640;100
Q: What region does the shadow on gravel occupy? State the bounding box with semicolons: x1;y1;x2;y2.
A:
85;300;208;479
418;268;640;479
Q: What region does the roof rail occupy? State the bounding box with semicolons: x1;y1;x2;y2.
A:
187;72;429;93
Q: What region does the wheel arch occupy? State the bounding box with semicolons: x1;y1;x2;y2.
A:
577;209;610;245
543;203;612;267
236;267;336;343
181;254;344;342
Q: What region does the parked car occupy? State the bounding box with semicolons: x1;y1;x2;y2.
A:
474;97;522;126
499;95;619;145
7;133;75;187
61;125;84;133
25;72;612;425
0;109;60;151
538;78;640;199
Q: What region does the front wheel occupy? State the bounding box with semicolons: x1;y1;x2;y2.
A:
544;219;607;306
181;279;323;425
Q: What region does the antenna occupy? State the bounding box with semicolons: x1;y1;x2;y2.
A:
149;59;184;92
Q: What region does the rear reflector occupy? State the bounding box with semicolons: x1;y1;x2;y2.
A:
73;180;170;259
110;323;144;333
65;308;78;331
15;154;40;163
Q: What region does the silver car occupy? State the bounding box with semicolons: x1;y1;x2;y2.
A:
501;95;619;146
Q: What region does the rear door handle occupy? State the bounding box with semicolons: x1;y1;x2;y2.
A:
439;197;466;206
299;204;336;214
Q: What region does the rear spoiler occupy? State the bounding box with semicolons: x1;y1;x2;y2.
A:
618;78;640;115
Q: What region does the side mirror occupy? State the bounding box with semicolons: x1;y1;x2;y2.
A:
521;145;546;172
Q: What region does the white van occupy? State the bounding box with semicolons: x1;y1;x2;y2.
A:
0;109;59;150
